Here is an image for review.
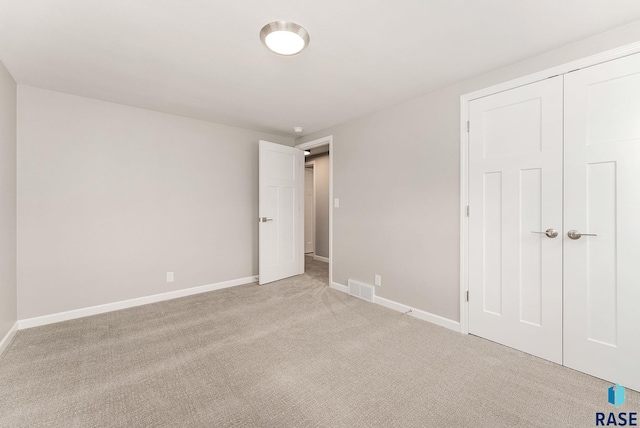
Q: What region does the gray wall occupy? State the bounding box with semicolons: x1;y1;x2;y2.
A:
309;153;329;259
297;21;640;322
17;86;294;319
0;60;17;338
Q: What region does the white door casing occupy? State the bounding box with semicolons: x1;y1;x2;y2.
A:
258;140;304;285
468;76;564;364
304;165;315;254
563;53;640;392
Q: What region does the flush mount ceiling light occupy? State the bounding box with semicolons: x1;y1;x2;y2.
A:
260;21;310;56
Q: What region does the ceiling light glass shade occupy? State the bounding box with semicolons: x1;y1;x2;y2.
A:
304;150;311;155
260;21;310;55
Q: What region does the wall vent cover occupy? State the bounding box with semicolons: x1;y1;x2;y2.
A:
348;279;375;303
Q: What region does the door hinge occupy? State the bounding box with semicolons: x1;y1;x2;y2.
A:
466;121;470;132
466;205;469;217
466;291;469;302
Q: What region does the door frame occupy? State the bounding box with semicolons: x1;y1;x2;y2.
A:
459;40;640;335
304;161;316;255
295;135;334;286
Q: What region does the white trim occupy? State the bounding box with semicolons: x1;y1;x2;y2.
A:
374;296;461;332
459;94;470;335
0;322;18;356
295;136;333;287
330;280;459;332
18;276;258;330
331;281;349;293
459;40;640;335
313;255;329;263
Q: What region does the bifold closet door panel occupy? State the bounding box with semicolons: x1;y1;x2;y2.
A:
564;52;640;392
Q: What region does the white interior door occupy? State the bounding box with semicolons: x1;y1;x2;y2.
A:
468;76;564;363
304;166;315;254
259;140;304;285
563;53;640;391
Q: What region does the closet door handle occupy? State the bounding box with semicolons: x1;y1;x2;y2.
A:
531;229;558;238
567;230;597;240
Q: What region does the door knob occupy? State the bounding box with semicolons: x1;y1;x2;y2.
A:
259;217;274;223
531;228;558;238
567;230;597;240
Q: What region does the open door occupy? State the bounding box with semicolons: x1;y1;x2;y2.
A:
258;140;304;285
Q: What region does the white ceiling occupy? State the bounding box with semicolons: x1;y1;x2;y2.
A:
2;1;640;137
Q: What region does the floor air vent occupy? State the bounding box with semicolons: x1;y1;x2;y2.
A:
348;279;375;303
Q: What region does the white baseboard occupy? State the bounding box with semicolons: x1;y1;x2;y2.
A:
332;280;459;332
313;255;329;263
18;275;258;330
331;281;349;293
0;322;18;357
374;295;460;332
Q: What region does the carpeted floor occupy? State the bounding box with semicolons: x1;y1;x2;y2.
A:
0;256;637;427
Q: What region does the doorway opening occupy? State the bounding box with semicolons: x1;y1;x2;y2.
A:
296;136;333;287
304;163;315;255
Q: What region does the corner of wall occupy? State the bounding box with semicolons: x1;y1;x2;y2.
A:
0;322;18;357
0;58;18;343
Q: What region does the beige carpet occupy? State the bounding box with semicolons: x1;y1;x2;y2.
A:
0;256;637;427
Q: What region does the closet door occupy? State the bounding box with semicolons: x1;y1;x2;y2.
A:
468;76;563;363
564;53;640;392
